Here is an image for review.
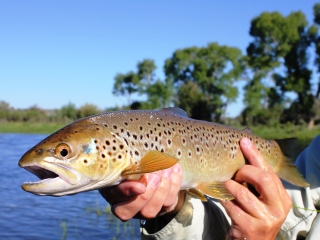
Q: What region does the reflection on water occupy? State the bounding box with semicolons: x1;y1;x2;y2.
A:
0;133;140;240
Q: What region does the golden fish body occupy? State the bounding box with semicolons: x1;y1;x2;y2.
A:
19;108;309;199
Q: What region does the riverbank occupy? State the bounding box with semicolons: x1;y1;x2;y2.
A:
1;121;318;155
0;122;65;134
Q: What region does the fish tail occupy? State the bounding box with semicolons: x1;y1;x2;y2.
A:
274;138;309;188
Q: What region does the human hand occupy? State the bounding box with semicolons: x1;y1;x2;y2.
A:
220;137;292;240
99;163;184;222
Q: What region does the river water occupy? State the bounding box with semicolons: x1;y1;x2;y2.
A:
0;133;140;240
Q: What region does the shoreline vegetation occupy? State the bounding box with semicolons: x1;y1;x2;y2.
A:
1;121;318;157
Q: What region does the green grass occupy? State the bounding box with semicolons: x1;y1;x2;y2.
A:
0;122;65;134
251;124;320;158
1;121;318;155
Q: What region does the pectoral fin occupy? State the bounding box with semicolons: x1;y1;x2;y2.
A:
121;150;178;176
196;182;234;201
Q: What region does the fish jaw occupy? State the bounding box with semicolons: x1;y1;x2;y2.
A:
20;156;89;196
19;155;127;196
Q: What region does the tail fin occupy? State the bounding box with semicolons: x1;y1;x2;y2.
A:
274;139;309;188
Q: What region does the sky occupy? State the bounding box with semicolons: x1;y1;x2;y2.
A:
0;0;318;117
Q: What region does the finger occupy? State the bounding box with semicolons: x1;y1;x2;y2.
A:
235;165;284;207
219;199;251;238
224;179;266;219
138;168;174;218
239;137;289;201
99;180;146;205
162;164;183;208
112;172;161;221
240;137;267;170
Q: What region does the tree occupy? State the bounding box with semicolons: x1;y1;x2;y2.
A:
141;79;174;109
60;102;78;121
311;3;320;127
113;59;174;110
0;101;12;120
137;59;156;85
164;42;245;122
113;71;140;106
245;10;317;127
77;103;101;118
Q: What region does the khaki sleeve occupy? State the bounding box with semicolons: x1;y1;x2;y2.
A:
140;194;230;240
277;135;320;240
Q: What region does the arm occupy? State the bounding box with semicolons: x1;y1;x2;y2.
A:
99;137;292;239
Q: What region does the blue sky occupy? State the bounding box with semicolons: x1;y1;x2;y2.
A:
0;1;318;117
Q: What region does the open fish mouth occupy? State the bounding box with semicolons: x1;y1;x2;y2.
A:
20;161;81;196
24;165;59;182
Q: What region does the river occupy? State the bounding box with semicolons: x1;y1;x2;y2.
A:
0;133;140;240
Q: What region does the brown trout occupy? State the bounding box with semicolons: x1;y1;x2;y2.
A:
18;107;309;200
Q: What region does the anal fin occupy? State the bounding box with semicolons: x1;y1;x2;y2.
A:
186;188;207;202
196;182;234;201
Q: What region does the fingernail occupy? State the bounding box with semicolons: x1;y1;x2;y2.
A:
148;173;161;187
161;168;173;178
242;137;252;148
172;164;182;173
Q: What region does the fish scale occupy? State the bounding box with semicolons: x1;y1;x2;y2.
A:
19;107;309;199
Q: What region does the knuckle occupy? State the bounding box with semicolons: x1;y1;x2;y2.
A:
139;193;152;202
259;171;273;185
113;207;132;222
140;208;157;219
235;186;251;200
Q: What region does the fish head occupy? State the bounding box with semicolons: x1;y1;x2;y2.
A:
18;121;130;196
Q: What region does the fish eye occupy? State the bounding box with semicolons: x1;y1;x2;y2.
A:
56;144;71;158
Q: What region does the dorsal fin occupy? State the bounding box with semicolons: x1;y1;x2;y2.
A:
242;127;253;134
160;107;189;117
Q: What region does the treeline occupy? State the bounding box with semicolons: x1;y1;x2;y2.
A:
113;4;320;129
2;5;320;129
0;101;105;124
